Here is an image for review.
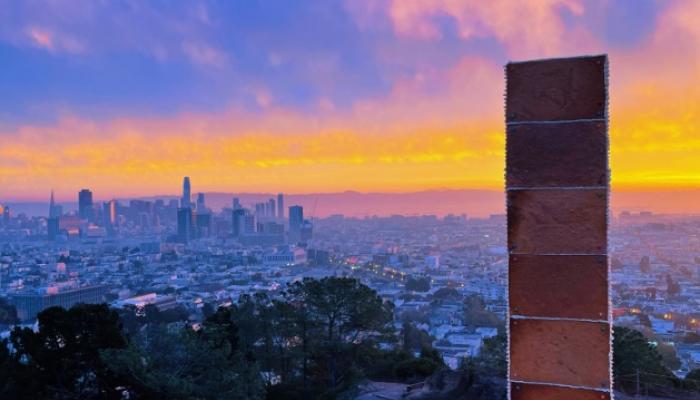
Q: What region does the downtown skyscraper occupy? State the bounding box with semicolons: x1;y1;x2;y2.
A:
277;193;284;219
181;177;191;208
288;205;303;244
78;189;93;221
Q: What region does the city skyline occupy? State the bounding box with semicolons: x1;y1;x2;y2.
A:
1;0;699;206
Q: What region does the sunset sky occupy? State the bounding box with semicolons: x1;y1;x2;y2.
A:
1;0;699;203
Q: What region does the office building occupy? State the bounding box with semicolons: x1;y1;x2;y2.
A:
267;198;276;218
103;200;116;228
78;189;93;221
262;247;307;266
177;207;193;243
49;190;60;218
300;219;313;242
289;205;303;243
47;217;60;240
232;208;245;237
255;202;266;217
182;177;191;208
11;285;108;321
243;214;256;234
261;221;284;235
196;212;211;238
197;193;206;212
277;193;284;218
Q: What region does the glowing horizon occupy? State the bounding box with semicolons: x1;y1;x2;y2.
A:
1;1;699;204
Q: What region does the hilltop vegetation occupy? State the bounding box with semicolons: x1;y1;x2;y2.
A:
0;278;449;399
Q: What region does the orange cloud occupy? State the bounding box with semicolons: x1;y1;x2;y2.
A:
608;0;700;190
0;112;504;201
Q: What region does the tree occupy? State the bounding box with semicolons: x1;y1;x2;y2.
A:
405;276;431;292
401;322;433;353
467;333;507;378
361;346;443;384
394;356;441;381
202;302;216;319
102;323;264;400
200;278;396;398
432;287;462;301
463;295;502;330
283;277;394;391
10;304;127;399
213;292;299;384
683;369;700;391
0;338;30;398
612;326;678;394
656;342;681;371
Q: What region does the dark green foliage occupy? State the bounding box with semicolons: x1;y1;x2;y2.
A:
360;347;443;384
466;333;507;378
656;342;681;370
463;295;502;330
395;357;441;381
0;300;264;400
265;382;310;400
206;277;396;398
117;303;189;336
406;276;431;292
683;369;700;391
613;326;679;394
101;324;264;400
402;321;434;352
362;349;414;381
0;338;25;397
432;287;462;301
202;302;216;318
393;346;443;381
280;277;394;391
8;303;127;399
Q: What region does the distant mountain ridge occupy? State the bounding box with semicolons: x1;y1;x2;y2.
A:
6;189;700;218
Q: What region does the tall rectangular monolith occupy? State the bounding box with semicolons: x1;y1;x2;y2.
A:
505;55;611;399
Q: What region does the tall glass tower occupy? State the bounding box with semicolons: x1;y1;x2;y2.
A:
182;177;191;208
